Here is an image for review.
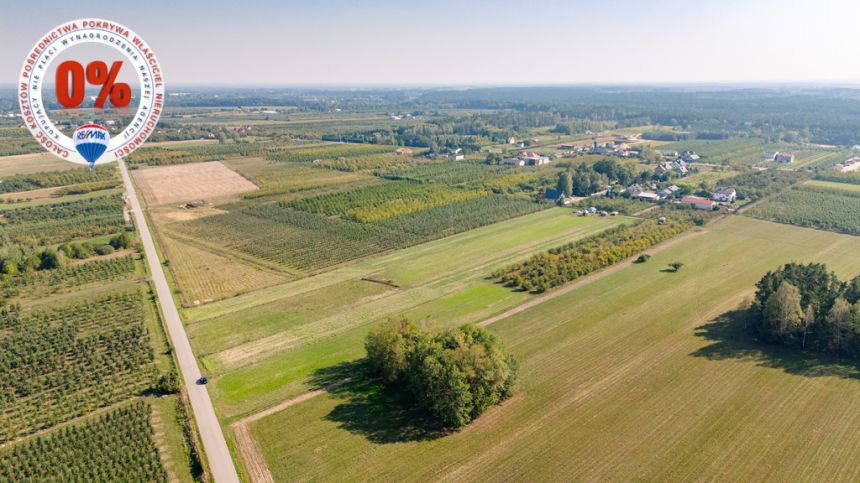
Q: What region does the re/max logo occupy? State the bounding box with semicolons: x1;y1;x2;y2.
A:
77;130;106;140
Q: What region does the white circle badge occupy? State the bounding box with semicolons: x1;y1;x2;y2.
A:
18;19;165;167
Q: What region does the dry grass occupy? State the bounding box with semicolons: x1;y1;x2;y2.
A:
131;161;258;206
160;234;286;305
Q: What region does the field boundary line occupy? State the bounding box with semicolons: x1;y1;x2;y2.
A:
231;378;351;483
478;228;709;328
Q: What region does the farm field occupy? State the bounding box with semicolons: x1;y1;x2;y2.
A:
170;189;546;275
0;152;72;176
183;208;630;418
658;139;798;166
746;184;860;236
159;232;288;305
131;161;259;206
804;179;860;193
249;216;860;481
0;157;196;481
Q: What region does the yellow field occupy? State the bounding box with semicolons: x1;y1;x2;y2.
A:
160;233;287;305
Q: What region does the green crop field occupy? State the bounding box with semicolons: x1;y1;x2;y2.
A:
182;208;629;418
247;216;860;481
746;185;860;236
172;191;545;275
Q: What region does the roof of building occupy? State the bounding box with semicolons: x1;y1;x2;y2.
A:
681;195;714;204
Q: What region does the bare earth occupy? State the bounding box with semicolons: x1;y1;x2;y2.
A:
131;161;258;206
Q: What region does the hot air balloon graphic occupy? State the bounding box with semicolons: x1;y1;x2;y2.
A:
73;124;109;170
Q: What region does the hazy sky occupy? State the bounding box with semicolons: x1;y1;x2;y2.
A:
4;0;860;86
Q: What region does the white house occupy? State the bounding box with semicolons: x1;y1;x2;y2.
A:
713;186;737;203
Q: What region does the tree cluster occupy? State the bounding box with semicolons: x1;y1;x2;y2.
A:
752;263;860;356
559;159;642;197
365;318;518;428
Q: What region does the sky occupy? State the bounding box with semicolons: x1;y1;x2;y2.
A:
3;0;860;87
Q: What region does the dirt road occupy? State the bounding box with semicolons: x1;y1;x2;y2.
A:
119;160;240;483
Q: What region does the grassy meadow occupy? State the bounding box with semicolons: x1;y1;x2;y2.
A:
183;208;629;419
249;216;860;481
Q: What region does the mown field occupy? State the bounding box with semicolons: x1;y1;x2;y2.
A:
249;216;860;481
182;209;630;419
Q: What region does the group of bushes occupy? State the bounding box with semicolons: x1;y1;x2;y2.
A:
751;263;860;357
365;318;518;428
0;233;133;278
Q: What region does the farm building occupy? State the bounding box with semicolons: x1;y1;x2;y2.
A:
713;186;737;203
836;157;860;172
394;147;414;156
637;192;661;202
500;158;526;166
773;152;795;163
507;135;517;144
660;150;679;159
448;148;465;160
627;183;643;196
680;195;717;210
518;151;550;166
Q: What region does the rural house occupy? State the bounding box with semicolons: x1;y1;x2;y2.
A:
773;152;795;163
713;186;737;203
836;157;860;172
681;151;700;162
500;157;526;166
680;195;717;210
518;151;550;166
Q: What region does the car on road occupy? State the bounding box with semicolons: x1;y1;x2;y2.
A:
196;376;208;385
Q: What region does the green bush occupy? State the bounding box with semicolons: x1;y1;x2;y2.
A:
94;244;115;256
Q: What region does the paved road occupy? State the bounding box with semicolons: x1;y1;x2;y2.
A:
119;160;240;483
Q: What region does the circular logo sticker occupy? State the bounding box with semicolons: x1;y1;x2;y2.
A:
18;19;165;168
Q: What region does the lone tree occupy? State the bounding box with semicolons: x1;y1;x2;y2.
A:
557;171;573;198
669;262;684;272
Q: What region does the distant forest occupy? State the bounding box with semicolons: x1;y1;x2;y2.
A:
4;85;860;145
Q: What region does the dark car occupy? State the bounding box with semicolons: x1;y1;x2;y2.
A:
196;376;208;385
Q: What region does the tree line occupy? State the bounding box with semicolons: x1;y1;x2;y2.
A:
493;219;691;293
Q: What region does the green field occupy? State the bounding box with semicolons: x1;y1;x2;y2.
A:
805;179;860;193
746;185;860;236
184;208;629;418
248;216;860;481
